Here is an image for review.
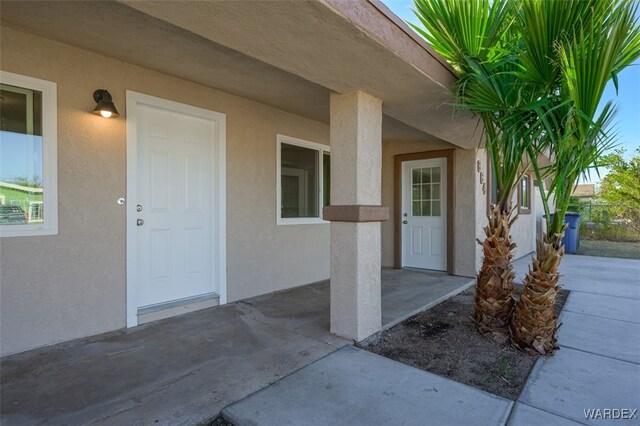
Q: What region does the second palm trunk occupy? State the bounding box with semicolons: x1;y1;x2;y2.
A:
511;231;565;354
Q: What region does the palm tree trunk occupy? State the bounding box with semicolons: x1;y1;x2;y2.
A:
510;230;565;354
475;205;516;333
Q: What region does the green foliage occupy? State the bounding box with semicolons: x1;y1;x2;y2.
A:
567;196;588;215
597;148;640;233
411;0;513;70
411;0;640;245
412;0;531;212
0;186;42;213
509;0;640;244
589;203;615;226
12;176;42;188
495;356;515;380
581;222;640;242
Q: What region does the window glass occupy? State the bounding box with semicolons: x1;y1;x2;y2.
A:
520;176;530;209
280;143;318;218
432;166;441;183
432;200;441;216
411;166;442;217
278;137;330;224
0;83;44;226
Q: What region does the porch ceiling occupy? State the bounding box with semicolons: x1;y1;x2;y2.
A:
0;0;479;147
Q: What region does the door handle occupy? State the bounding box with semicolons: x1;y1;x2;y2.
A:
402;220;408;224
137;219;144;226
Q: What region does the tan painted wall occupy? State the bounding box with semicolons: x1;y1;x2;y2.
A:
380;140;481;277
0;26;331;356
455;148;484;277
474;149;536;263
381;139;448;267
475;149;490;272
0;26;514;356
510;204;537;259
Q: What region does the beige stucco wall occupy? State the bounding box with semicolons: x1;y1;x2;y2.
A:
381;139;448;267
475;149;490;272
380;140;481;277
0;25;510;356
0;26;331;356
474;149;536;262
510;203;537;259
455;148;484;277
329;92;384;341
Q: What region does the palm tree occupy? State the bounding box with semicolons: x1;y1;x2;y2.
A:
412;0;533;333
510;0;640;354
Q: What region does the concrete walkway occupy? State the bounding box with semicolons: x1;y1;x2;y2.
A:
512;254;640;426
381;268;473;328
224;346;514;426
224;255;640;426
0;268;471;425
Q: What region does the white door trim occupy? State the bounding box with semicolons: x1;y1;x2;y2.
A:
125;91;227;327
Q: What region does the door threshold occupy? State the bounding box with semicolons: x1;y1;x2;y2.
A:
137;292;219;324
401;266;448;274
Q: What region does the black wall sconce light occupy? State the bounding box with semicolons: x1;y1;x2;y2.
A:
92;89;119;118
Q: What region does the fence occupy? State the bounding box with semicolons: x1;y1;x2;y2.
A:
567;202;626;225
569;200;640;241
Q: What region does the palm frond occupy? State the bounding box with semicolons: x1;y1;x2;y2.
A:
411;0;513;71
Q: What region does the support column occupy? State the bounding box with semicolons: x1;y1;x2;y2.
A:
324;91;387;341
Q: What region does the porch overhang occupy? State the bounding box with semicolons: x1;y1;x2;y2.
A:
0;0;480;148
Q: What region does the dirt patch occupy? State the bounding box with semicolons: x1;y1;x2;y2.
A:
358;285;569;400
210;416;234;426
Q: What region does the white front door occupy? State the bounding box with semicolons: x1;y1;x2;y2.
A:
126;92;226;326
401;158;447;271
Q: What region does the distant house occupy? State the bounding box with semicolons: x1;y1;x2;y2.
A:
0;0;543;356
0;181;44;223
572;183;596;200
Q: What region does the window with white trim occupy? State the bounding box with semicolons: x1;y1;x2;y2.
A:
0;71;57;237
276;134;330;225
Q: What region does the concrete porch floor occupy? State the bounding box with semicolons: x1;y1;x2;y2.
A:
0;268;472;425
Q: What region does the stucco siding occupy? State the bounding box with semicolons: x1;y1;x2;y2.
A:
381;139;450;267
0;26;330;356
380;140;481;277
475;149;537;263
0;25;528;357
510;208;537;259
454;148;483;277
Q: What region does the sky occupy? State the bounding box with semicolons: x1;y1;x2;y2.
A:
382;0;640;182
0;132;43;183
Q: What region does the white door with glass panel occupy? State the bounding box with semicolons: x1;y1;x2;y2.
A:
135;104;216;308
402;158;447;271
